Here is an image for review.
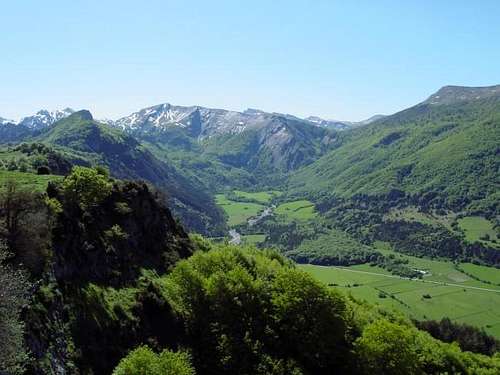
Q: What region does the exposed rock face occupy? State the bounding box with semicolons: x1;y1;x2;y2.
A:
49;181;192;286
204;115;336;173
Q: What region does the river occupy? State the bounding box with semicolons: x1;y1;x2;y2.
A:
229;205;275;245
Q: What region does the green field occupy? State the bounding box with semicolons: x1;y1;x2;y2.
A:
458;216;498;245
233;190;282;204
301;263;500;338
461;263;500;285
241;234;266;245
373;241;500;288
275;200;317;221
215;194;264;226
215;192;316;226
0;170;62;192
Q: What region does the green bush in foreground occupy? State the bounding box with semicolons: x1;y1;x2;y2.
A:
163;245;351;374
354;319;500;375
94;240;500;374
113;346;195;375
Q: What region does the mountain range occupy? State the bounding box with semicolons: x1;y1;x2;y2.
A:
1;84;499;231
1;104;381;135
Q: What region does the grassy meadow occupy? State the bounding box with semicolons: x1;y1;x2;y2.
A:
274;200;317;221
0;170;62;192
215;194;264;226
301;263;500;338
241;234;266;245
458;216;499;245
215;189;319;228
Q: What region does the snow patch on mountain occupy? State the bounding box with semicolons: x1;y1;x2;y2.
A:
19;108;75;129
0;117;15;126
114;103;280;139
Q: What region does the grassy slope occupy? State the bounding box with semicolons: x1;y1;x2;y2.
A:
241;234;266;245
458;216;499;243
301;239;500;337
289;96;500;211
143;141;257;193
0;170;62;192
461;263;500;284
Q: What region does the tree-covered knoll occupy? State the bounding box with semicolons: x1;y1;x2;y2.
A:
0;142;72;175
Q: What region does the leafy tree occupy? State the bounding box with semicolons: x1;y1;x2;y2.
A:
62;166;112;209
353;318;500;374
18;157;30;172
354;319;422;374
164;244;351;374
113;346;195;375
416;318;500;355
270;268;350;370
31;153;49;169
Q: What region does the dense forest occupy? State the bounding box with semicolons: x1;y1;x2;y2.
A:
1;167;499;374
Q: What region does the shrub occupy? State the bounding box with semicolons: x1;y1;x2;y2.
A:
113;346;195;375
62;166;112;209
37;166;51;175
104;224;129;241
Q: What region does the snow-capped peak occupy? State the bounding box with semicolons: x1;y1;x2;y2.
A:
0;117;15;126
19;108;75;129
114;103;200;132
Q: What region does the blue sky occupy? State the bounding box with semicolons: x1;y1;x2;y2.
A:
1;0;499;121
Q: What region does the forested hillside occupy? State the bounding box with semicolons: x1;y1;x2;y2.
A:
1;168;499;374
289;90;500;213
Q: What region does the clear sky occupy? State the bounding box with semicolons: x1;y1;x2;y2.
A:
1;0;499;121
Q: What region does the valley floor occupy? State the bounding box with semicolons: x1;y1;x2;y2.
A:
214;189;500;338
301;263;500;338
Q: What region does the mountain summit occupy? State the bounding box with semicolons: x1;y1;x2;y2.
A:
423;84;500;105
19;108;75;130
113;103;315;139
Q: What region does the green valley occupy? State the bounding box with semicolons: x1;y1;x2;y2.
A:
3;3;500;373
1;85;500;374
300;263;500;337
